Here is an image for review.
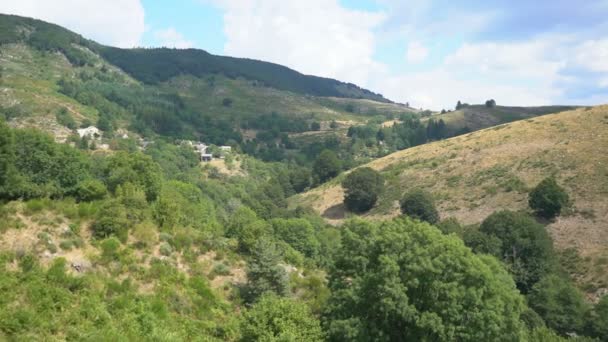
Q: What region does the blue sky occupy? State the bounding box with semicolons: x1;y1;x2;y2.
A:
1;0;607;109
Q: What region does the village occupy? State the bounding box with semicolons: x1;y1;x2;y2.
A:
75;125;232;162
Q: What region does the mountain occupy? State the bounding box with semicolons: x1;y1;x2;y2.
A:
0;13;388;101
291;105;608;296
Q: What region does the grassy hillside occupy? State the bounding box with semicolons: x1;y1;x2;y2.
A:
425;104;578;132
291;105;608;294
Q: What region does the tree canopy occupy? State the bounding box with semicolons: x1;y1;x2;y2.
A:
399;189;439;224
313;150;341;184
528;177;569;219
480;210;555;293
341;167;384;213
324;218;526;341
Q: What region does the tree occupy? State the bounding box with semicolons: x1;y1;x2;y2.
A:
313;149;341;183
244;239;289;302
324;218;526;341
75;179;107;201
341;167;384;213
271;218;320;258
330;120;338;129
528;274;588;335
91;200;130;241
586;295;608;340
456;100;463;110
105;152;163;201
310;121;321;131
485;99;497;108
480;210;555;293
0;119;15;195
400;189;439;224
289;166;311;193
240;294;323;341
528;177;569;219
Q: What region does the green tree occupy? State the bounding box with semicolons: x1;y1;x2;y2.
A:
289;166;311;193
240;294;323;341
91;200;130;241
586;295;608;340
105;152;162;201
75;179;107;202
324;218;526;341
313;149;341;183
480;210;555;293
244;239;289;302
399;189;439;224
528;274;588;335
271;218;320;259
341;167;384;213
0;119;15;195
310;121;321;131
528;177;569;219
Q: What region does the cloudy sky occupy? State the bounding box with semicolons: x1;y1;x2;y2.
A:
1;0;607;109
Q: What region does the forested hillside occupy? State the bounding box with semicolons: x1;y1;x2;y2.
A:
1;12;607;342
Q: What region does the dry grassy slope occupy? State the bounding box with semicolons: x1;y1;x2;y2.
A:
291;106;608;256
425;104;578;132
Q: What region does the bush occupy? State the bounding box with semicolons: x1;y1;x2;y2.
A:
76;179;107;202
529;177;569;219
399;189;439;224
240;294;323;341
159;242;173;256
341;167;384;213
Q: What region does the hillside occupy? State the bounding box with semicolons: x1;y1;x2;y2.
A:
0;13;388;102
0;13;418;153
291;106;608;292
423;104;578;133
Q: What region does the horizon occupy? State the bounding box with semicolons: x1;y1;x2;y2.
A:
0;1;607;110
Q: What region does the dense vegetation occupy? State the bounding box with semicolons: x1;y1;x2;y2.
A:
2;118;606;340
0;13;606;342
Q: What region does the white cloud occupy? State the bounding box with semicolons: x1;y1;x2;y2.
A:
372;37;571;110
154;28;194;49
406;41;428;63
573;39;608;72
0;0;145;47
212;0;386;85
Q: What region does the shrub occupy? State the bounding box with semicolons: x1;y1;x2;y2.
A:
75;179;107;202
132;221;157;248
210;263;231;278
400;189;439;224
528;177;569;219
100;237;121;261
159;242;173;256
240;294;323;341
341;167;384;213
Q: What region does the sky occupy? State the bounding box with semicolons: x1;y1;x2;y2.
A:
1;0;607;110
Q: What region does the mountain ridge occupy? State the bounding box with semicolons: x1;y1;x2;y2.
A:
0;13;390;102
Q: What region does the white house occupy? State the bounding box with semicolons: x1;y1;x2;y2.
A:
219;146;232;152
194;142;209;154
77;126;102;139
